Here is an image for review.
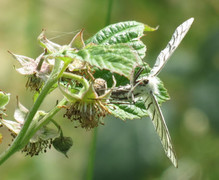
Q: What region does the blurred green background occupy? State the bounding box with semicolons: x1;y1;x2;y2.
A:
0;0;219;179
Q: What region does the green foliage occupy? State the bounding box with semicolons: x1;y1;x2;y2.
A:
86;21;157;59
0;91;10;118
107;100;147;120
52;136;73;158
0;0;217;179
0;17;171;169
156;78;170;103
76;44;141;79
0;91;10;109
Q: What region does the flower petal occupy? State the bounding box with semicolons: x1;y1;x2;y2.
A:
14;101;29;124
38;30;61;53
0;119;21;134
69;29;85;49
9;52;36;67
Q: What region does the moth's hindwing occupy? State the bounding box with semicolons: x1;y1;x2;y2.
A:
144;92;178;167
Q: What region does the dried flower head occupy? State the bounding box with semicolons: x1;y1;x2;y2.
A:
64;99;109;129
0;100;59;156
9;51;52;91
21;139;52;156
21;126;58;156
60;75;115;130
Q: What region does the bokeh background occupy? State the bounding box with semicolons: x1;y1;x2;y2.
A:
0;0;218;179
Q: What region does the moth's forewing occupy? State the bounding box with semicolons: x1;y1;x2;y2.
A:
150;18;194;77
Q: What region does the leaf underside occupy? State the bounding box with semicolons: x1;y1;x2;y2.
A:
107;100;148;120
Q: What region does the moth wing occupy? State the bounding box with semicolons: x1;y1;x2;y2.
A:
144;92;178;167
150;18;194;77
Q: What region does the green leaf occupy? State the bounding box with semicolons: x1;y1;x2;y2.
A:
144;24;158;32
53;136;73;158
107;100;148;120
76;44;141;79
93;69;129;88
107;80;169;120
156;78;170;104
93;63;151;88
0;91;10;109
86;21;156;59
69;29;85;49
0;91;10;117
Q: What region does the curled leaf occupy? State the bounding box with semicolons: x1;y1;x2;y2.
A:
53;136;73;158
69;29;85;49
0;91;10;109
38;30;61;53
0;91;10;118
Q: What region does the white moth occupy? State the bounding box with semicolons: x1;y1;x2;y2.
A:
111;18;194;167
137;18;194;167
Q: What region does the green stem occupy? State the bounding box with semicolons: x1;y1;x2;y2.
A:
0;59;63;165
26;0;41;57
22;98;68;147
0;79;56;165
36;54;45;71
51;119;62;134
86;127;98;180
86;0;114;179
59;72;90;101
51;119;64;137
105;0;113;26
62;72;89;90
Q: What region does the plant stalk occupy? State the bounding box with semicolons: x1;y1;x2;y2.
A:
86;127;98;180
23;98;68;147
0;59;63;165
105;0;114;26
86;0;114;179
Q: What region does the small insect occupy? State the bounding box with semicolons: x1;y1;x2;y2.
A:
111;18;194;167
